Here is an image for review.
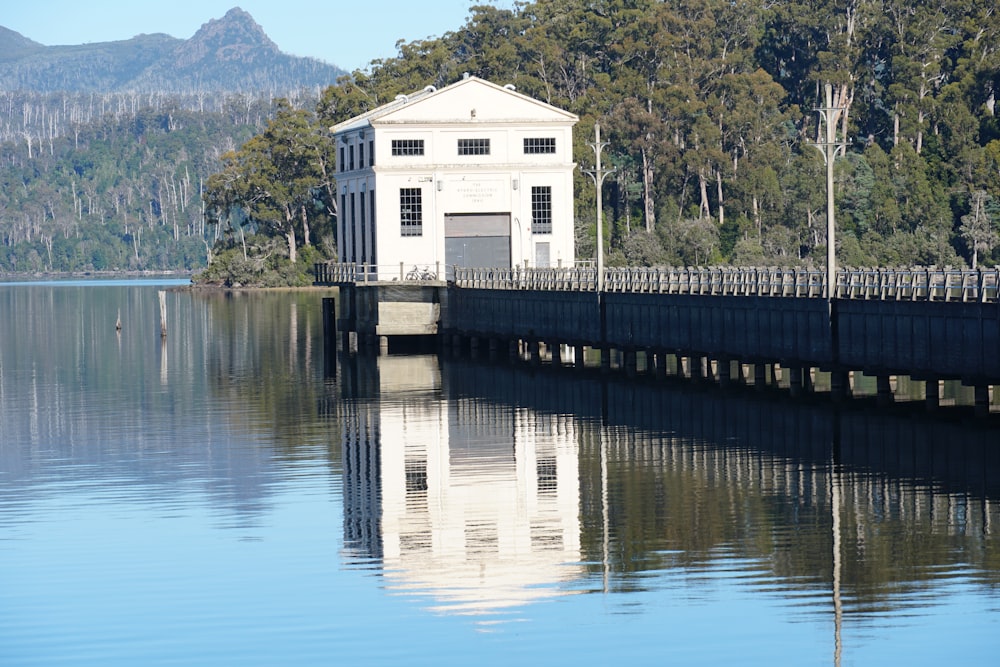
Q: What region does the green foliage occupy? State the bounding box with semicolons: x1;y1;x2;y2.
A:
0;96;265;274
6;0;1000;273
194;234;332;287
309;0;1000;268
201;99;336;268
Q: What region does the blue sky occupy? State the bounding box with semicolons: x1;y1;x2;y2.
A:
3;1;513;72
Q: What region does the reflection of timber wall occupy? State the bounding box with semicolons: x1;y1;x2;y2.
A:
444;289;1000;386
441;360;1000;501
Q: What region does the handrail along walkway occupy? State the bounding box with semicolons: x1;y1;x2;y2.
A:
316;262;1000;303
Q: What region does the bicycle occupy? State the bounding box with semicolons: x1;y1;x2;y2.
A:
405;265;437;281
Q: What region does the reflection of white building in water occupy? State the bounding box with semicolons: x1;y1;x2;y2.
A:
340;356;581;619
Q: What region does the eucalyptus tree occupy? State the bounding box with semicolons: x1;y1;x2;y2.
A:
203;99;335;264
960;191;999;269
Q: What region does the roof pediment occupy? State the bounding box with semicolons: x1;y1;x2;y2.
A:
332;76;577;133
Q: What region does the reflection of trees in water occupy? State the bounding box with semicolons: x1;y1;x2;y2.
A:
0;286;340;527
195;289;338;456
440;359;1000;607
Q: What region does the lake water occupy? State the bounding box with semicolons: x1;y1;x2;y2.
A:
1;281;998;666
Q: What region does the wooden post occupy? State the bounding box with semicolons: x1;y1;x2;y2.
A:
158;291;167;338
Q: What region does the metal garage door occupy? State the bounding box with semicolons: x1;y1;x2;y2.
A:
445;213;511;271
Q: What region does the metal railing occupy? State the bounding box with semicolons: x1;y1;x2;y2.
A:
313;262;446;284
454;265;599;291
835;266;1000;302
316;262;1000;303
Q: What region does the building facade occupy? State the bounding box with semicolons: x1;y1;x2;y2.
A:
332;75;579;280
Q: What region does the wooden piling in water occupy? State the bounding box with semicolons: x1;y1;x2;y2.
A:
158;291;167;338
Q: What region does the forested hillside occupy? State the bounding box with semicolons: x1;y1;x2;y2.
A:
0;8;340;275
3;0;1000;277
311;0;1000;268
0;92;283;272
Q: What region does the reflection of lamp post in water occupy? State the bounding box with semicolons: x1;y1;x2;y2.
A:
831;464;843;667
812;84;849;302
582;123;615;292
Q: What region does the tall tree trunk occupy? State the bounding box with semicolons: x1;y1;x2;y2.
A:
698;168;711;220
753;195;761;239
286;229;297;264
641;147;655;233
716;169;724;231
285;206;298;263
300;204;311;247
916;109;924;154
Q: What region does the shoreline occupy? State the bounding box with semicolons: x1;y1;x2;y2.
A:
0;270;195;281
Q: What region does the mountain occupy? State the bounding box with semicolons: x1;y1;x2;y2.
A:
0;26;45;63
0;7;346;93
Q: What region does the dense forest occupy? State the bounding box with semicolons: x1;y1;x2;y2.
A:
0;7;340;276
0;91;317;274
3;0;1000;277
310;0;1000;270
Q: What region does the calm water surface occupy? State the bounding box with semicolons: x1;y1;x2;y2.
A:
1;282;997;665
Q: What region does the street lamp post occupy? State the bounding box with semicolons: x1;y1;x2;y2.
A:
812;84;849;302
582;122;615;292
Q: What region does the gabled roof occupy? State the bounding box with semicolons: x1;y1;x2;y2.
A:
331;75;578;134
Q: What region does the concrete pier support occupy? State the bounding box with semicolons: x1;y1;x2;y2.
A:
877;375;894;406
623;349;638;377
551;342;563;367
378;335;389;356
656;352;669;379
675;355;686;378
789;366;804;397
528;339;541;365
753;363;768;390
717;358;732;388
975;385;991;417
831;370;851;401
925;378;940;412
691;356;705;380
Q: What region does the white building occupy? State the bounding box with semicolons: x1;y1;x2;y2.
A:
331;75;579;279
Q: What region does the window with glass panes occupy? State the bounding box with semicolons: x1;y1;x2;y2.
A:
531;186;552;234
457;138;490;155
400;188;423;236
523;137;556;154
391;139;424;156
